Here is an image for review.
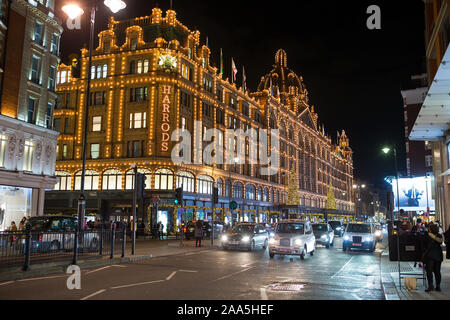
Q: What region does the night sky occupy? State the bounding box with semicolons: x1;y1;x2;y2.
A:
58;0;426;189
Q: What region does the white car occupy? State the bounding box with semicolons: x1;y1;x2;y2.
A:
342;223;376;252
268;220;316;260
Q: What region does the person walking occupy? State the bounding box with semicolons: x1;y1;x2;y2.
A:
444;225;450;260
194;220;203;248
158;222;164;240
423;224;444;292
18;217;27;231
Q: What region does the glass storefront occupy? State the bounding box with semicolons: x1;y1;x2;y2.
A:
0;186;33;231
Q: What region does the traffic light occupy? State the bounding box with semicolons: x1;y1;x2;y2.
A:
71;58;80;79
213;187;219;204
136;173;147;200
175;187;183;205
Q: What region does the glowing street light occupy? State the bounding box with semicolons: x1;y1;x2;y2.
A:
62;3;84;19
104;0;126;13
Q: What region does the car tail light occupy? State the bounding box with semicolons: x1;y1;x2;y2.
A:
12;237;16;242
184;227;187;232
39;235;43;242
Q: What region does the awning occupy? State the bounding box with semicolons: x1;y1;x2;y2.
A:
410;46;450;141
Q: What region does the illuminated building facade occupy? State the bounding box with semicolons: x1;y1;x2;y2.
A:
46;8;355;230
0;0;62;231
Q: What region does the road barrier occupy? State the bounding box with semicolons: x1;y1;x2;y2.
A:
0;226;127;271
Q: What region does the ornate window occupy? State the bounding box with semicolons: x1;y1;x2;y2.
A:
125;169;151;190
217;178;223;196
177;171;195;193
55;171;72;191
263;188;269;202
154;168;174;190
197;175;214;195
245;184;255;200
256;187;262;201
74;170;99;191
233;182;243;199
225;179;231;198
102;169;123;190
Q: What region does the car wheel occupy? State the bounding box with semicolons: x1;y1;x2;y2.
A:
263;239;268;250
49;240;60;252
269;252;274;259
300;252;305;260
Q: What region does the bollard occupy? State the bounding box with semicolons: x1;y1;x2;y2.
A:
121;226;126;258
73;227;79;265
110;227;115;259
23;225;32;271
99;224;104;256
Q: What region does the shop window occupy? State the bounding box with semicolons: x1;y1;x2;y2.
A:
102;169;123;190
154;168;174;190
197;175;214;195
55;172;72;191
177;171;195;193
233;182;243;199
75;170;99;191
125;169;151;190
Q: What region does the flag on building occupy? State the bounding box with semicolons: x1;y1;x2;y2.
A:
242;66;247;91
231;58;238;83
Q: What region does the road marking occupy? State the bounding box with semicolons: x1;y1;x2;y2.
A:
0;281;14;286
330;257;354;279
17;275;66;282
86;266;110;275
81;289;106;301
241;262;255;268
166;271;177;280
260;288;268;300
179;270;198;273
110;279;165;290
212;267;254;282
352;293;362;300
112;265;127;268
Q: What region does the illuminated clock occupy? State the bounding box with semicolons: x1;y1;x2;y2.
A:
158;52;177;70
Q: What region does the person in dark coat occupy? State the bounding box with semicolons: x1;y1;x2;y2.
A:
423;224;444;292
444;225;450;260
194;220;203;247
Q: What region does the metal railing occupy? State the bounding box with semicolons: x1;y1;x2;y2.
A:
0;226;127;271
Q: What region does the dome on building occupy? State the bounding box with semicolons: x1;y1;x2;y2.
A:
258;49;308;100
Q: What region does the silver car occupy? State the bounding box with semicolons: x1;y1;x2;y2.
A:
268;220;316;260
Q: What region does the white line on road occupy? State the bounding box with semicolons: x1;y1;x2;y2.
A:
352;293;362;300
0;281;14;286
110;279;165;290
330;257;354;279
212;267;254;282
166;271;177;280
81;289;106;300
179;270;198;273
17;275;66;282
85;266;111;275
112;265;127;268
260;288;268;300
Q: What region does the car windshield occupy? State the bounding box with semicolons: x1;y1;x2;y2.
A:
328;221;341;228
312;224;328;232
346;224;371;233
276;223;304;234
232;225;254;233
29;218;50;231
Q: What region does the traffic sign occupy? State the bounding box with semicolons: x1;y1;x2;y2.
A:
230;201;237;210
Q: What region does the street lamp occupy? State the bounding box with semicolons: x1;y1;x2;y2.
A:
382;146;400;221
62;0;127;232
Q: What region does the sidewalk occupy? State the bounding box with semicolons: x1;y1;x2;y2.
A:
0;238;220;282
380;248;450;300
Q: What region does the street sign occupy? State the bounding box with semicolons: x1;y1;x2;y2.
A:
230;201;237;210
152;196;160;205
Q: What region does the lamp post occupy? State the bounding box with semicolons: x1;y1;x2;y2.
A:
352;183;366;220
382;147;400;221
62;0;126;232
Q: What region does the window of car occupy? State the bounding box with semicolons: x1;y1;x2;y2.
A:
312;224;327;232
276;223;304;234
346;224;372;234
232;225;255;233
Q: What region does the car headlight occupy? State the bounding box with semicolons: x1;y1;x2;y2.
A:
221;235;228;242
364;236;374;242
269;232;275;238
321;235;328;240
375;230;381;237
269;238;276;245
242;236;250;243
295;239;302;246
343;235;350;241
336;227;341;231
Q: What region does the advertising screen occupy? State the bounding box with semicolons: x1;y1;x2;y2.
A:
390;177;435;212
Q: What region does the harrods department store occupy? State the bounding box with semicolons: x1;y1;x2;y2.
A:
45;8;356;226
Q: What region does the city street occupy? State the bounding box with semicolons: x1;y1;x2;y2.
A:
0;237;386;300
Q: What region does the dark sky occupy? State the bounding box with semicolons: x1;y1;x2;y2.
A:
58;0;426;189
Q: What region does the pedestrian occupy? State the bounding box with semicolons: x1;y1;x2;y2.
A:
18;217;27;231
8;221;17;232
159;222;164;240
152;223;157;240
435;221;444;236
195;220;203;247
422;224;444;292
412;218;426;268
444;225;450;260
